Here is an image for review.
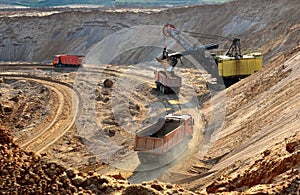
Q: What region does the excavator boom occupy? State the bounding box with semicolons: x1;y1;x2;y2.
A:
162;24;221;81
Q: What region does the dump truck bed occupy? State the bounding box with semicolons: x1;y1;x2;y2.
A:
134;114;193;154
155;70;182;87
52;54;85;68
151;120;181;138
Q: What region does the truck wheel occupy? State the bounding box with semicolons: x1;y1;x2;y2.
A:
156;82;161;91
160;85;165;94
164;87;170;94
55;62;63;68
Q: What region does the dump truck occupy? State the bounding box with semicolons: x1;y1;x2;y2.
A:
134;113;193;164
52;54;85;68
155;70;182;94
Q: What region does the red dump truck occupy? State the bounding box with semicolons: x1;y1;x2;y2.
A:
155;70;182;94
134;113;193;164
52;54;85;68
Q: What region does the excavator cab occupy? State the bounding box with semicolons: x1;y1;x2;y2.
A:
226;38;242;59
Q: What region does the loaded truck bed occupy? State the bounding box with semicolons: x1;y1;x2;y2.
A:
155;70;182;94
134;113;193;164
134;114;193;154
151;120;181;138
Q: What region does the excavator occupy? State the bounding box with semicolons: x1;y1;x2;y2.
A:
156;43;218;72
157;24;263;87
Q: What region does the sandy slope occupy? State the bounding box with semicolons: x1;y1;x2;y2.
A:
0;0;300;194
159;44;300;193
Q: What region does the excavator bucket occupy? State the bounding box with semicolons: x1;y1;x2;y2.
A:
155;57;172;78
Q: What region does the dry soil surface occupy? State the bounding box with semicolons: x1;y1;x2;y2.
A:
1;0;300;194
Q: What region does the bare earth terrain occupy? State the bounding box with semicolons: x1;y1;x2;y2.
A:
0;0;300;194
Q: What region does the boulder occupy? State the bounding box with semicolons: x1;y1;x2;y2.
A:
103;79;113;88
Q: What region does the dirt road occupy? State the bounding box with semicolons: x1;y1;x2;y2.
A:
0;73;79;154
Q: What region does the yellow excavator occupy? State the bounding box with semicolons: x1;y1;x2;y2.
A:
160;24;263;87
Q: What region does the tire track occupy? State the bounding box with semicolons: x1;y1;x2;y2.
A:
0;74;79;154
0;64;201;181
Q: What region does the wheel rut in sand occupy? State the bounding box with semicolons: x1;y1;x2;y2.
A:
1;74;79;154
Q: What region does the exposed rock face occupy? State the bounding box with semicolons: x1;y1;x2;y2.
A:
0;0;299;64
